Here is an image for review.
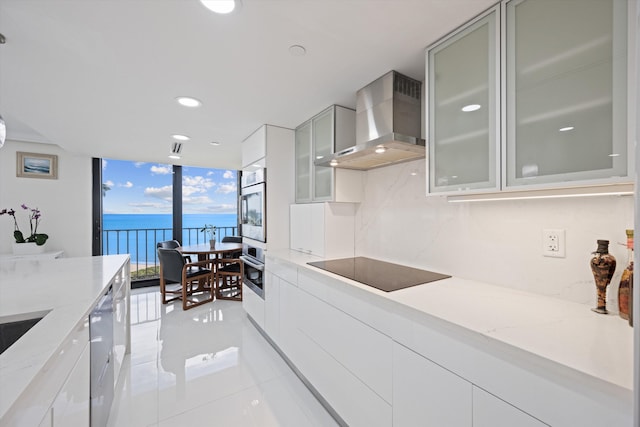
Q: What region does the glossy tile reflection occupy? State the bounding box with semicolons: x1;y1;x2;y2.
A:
108;287;338;427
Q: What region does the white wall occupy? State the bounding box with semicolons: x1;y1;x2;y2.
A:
0;140;92;257
356;158;634;308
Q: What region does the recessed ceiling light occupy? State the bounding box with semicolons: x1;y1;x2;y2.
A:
289;45;306;56
209;141;221;146
329;160;338;167
559;126;574;132
175;96;202;108
316;155;324;160
609;153;620;157
172;134;190;141
461;104;481;112
200;0;237;14
168;154;181;160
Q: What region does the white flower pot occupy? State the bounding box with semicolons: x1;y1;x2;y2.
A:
12;242;46;255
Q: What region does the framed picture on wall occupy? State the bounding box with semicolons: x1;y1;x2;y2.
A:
16;151;58;179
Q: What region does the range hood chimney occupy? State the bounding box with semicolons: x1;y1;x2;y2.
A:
316;71;425;170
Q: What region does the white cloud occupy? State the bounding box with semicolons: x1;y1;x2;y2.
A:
144;185;173;201
183;185;207;197
188;203;237;214
216;182;237;194
207;171;214;176
105;180;114;187
150;165;171;175
183;195;214;205
134;162;145;168
128;202;170;209
120;181;133;188
102;159;108;170
183;175;215;189
223;170;234;179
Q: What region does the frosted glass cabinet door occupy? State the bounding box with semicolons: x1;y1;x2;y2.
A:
427;8;499;194
505;0;628;187
312;108;335;201
295;120;312;202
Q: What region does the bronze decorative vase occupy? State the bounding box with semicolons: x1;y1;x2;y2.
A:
590;240;616;314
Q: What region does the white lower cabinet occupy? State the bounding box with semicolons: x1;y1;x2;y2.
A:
242;284;265;328
264;259;611;427
50;343;90;426
35;325;90;427
294;324;392;427
263;271;281;344
276;272;392;427
297;287;393;403
473;387;547;427
112;266;129;388
393;342;472;426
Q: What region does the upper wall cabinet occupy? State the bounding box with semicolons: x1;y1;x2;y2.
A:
504;0;629;188
427;0;633;195
427;7;500;194
295;105;363;203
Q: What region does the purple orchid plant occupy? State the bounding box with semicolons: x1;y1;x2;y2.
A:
0;204;49;245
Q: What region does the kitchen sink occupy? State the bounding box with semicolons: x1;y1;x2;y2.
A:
0;311;50;355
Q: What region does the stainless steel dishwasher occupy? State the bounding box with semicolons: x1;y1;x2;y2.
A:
90;285;114;427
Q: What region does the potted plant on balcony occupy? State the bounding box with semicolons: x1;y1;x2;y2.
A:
1;204;49;254
200;224;217;249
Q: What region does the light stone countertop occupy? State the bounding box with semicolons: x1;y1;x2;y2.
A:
266;249;634;393
0;254;130;422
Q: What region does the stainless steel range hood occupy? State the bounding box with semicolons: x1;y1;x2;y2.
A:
316;71;425;170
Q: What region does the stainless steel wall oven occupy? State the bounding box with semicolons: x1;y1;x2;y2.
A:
239;244;265;299
240;169;266;242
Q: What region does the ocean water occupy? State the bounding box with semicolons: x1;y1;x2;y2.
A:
103;213;238;264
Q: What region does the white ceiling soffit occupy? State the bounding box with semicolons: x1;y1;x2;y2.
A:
0;0;495;169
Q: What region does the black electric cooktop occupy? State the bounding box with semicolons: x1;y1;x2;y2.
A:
307;257;451;292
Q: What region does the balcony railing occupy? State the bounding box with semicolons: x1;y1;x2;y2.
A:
103;226;239;281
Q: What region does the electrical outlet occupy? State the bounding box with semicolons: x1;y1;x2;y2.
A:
543;229;566;258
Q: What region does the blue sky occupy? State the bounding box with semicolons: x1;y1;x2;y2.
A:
102;159;237;214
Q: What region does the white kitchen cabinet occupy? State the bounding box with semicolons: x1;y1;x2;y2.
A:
277;273;302;363
112;263;129;388
263;271;281;343
295;105;363;203
241;125;295;249
30;319;90;427
504;0;631;189
427;0;634;195
427;6;499;194
473;387;547;427
289;202;355;258
241;126;267;168
294;121;312;202
296;282;393;403
242;283;265;328
294;320;392;427
50;343;91;427
393;342;473;427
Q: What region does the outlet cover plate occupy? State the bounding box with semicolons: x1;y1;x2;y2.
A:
543;229;566;258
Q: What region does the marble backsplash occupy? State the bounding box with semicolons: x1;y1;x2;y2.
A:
355;159;635;308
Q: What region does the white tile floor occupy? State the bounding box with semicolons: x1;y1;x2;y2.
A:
107;287;339;427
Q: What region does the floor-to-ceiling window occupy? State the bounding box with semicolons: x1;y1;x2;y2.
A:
180;165;238;244
94;158;238;283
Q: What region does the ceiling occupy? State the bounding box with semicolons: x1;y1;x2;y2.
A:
0;0;495;170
